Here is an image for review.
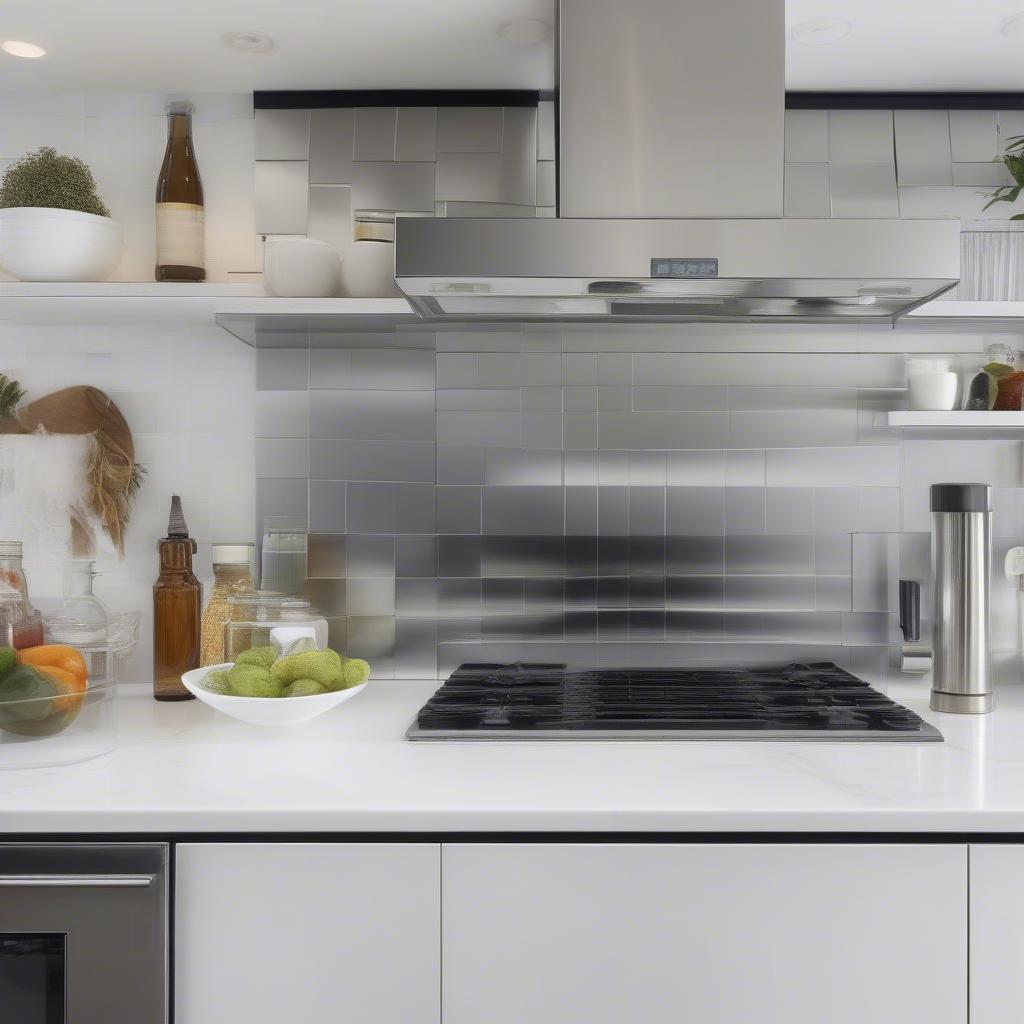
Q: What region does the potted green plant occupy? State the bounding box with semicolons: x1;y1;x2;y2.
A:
0;146;123;281
983;137;1024;219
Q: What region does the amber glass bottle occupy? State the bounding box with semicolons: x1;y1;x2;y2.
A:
155;102;205;281
153;495;201;700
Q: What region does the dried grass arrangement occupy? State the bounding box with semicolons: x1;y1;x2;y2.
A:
0;377;144;555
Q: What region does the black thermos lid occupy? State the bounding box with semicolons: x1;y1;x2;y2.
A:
930;483;991;513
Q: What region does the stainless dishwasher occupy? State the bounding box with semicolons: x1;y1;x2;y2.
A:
0;843;168;1023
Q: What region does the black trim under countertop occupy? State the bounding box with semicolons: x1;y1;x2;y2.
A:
787;91;1024;110
5;831;1024;844
254;89;548;109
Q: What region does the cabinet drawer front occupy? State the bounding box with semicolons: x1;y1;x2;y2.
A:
176;843;440;1024
443;843;966;1024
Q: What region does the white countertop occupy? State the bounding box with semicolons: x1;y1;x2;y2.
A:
4;678;1024;834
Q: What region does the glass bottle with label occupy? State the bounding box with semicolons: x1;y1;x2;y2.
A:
155;101;205;281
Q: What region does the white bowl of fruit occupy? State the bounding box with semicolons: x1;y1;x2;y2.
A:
182;643;369;727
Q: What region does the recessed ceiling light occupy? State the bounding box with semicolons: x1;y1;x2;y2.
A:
1;40;46;59
1001;12;1024;37
221;30;274;54
497;18;552;46
790;18;852;46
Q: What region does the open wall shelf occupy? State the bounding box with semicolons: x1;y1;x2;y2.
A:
885;410;1024;437
0;283;418;337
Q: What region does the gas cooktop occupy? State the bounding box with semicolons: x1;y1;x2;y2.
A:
407;662;942;742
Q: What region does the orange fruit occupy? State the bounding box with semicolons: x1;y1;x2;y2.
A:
20;645;88;687
35;665;87;713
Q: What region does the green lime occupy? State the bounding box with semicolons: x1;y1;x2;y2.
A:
201;670;232;695
235;645;277;669
0;646;17;680
284;678;328;698
227;663;283;698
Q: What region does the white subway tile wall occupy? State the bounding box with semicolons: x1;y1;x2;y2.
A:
256;325;1024;681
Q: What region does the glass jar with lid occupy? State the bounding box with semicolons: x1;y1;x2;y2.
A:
224;591;328;662
964;343;1020;410
0;540;43;648
200;543;254;666
338;210;404;298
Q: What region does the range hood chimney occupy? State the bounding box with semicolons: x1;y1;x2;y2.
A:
395;0;960;322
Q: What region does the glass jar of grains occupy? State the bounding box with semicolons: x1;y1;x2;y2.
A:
199;543;254;666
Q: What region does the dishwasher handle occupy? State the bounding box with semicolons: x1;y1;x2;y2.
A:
0;874;155;888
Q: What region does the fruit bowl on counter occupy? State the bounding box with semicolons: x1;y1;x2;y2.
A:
0;644;115;769
182;644;370;728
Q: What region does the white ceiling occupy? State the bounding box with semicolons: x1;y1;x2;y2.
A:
786;0;1024;91
0;0;558;92
2;0;1024;93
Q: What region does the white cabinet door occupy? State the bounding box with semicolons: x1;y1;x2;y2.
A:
176;843;440;1024
442;843;966;1024
970;845;1024;1023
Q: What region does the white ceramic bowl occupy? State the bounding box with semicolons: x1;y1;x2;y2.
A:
182;663;367;728
0;207;123;281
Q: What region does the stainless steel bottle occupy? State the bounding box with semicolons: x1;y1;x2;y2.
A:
930;483;992;714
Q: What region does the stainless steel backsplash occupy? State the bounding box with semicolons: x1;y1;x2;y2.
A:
255;324;1024;679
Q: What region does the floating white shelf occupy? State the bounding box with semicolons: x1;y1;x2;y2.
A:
885;410;1024;438
0;282;419;341
900;300;1024;331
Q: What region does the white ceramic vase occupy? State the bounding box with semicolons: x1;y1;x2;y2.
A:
0;207;123;282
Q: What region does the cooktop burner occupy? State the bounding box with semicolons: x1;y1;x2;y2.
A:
407;662;942;742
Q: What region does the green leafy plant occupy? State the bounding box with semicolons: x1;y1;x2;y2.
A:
0;375;26;419
0;147;110;217
983;136;1024;219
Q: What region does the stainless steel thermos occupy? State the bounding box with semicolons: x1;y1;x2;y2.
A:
930;482;992;714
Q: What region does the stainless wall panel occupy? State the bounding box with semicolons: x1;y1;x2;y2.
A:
257;334;999;679
311;390;435;442
435;107;502;154
255;108;310;161
393;107;438;160
353;108;397;161
308;108;354;184
309;439;436;483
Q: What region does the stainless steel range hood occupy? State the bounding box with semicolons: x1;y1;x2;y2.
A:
394;0;960;322
396;217;960;320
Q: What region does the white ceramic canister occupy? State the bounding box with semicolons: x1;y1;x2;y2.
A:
263;236;341;297
339;211;403;298
907;357;959;411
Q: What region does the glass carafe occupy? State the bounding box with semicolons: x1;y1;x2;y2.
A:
45;560;110;683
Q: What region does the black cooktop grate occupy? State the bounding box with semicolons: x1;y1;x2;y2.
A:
410;661;939;738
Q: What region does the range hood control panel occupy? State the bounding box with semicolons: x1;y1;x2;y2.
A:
651;258;720;279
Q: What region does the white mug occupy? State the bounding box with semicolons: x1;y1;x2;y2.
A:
908;371;959;411
263;237;341;297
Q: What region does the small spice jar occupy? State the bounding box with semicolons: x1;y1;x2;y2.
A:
200;543;254;666
339;211;403;298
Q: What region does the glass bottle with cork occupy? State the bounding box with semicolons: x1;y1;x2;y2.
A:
155;101;205;282
200;543;254;666
153;495;201;700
